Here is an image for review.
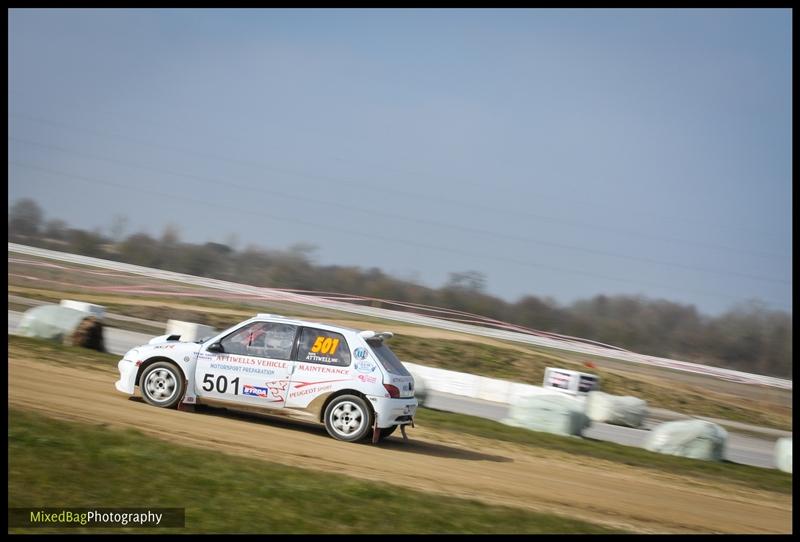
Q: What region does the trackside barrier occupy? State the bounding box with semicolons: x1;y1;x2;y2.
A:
503;393;590;436
585;391;648;428
475;378;514;404
60;299;106;320
8;243;792;390
645;420;728;461
774;437;792;473
402;362;577;407
165;320;217;343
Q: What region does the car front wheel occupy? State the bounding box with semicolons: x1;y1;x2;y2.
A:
323;395;373;442
140;361;184;409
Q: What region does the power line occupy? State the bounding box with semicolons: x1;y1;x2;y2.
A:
9;159;791;311
9;135;790;286
8;89;786;241
9;111;789;262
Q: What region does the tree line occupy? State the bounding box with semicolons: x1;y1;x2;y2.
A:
8;198;792;378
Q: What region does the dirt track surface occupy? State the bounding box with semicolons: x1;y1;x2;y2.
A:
9;358;791;534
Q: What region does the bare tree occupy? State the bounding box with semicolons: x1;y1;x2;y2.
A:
446;270;487;292
9;198;44;238
160;223;181;246
44;219;68;240
110;214;129;242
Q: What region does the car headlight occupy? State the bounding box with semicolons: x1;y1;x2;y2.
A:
124;348;139;360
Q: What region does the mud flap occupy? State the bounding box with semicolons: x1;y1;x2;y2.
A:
400;424;408;441
372;422;381;444
177;379;195;412
371;413;380;444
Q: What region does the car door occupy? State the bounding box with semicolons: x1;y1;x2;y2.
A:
285;326;353;409
195;321;298;409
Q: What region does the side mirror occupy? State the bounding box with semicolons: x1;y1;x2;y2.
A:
207;342;224;353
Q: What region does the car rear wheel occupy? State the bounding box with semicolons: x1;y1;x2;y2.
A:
378;425;398;440
323;394;373;442
140;361;184;409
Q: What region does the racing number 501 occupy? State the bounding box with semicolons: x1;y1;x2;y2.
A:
311;336;339;355
202;374;240;394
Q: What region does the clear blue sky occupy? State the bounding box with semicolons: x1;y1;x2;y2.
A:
8;8;792;315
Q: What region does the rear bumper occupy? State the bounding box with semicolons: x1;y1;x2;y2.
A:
115;358;138;395
366;395;418;428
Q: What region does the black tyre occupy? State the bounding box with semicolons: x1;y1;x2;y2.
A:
323;394;373;442
140;361;185;409
378;425;398;441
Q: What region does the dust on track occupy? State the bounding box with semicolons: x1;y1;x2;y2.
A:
8;358;791;534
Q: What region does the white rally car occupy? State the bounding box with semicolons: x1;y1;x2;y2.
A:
115;314;417;443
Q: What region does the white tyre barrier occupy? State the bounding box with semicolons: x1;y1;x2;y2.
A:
585;391;648;428
502;393;590;436
409;371;428;407
644;420;727;461
774;437;792;473
474;377;515;404
60;299;106;320
165;320;217;343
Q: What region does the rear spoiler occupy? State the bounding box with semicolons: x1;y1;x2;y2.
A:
359;330;394;342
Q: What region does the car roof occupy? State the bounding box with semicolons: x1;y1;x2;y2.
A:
248;313;361;334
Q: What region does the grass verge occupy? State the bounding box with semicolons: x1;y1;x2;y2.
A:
414;407;792;495
9;334;121;373
8;408;621;534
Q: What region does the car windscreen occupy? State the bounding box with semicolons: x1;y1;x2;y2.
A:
367;340;411;376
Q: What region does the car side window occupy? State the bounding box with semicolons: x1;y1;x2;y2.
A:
295;328;351;366
220;322;297;360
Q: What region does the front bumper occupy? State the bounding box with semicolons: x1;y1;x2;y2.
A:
366;395;418;428
115;358;138;395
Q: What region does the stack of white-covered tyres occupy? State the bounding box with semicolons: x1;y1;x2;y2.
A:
502;394;590;436
585;391;648;428
59;299;106;320
644;420;728;460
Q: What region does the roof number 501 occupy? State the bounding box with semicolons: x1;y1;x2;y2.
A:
311;336;339;355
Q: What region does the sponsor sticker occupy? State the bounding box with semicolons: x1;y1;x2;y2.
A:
215;355;288;369
354;359;375;373
305;353;338;364
289;384;333;398
297;364;349;375
210;363;275;376
357;373;377;384
353;347;368;360
311;336;340;355
264;380;290;402
242;385;270;398
548;371;571;389
578;376;598;392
